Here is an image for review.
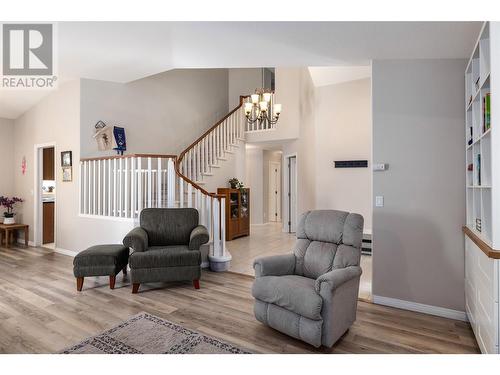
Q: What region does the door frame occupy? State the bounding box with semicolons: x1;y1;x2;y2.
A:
268;160;281;222
284;153;297;233
33;142;57;247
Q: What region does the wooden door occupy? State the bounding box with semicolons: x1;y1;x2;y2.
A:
42;148;55;180
43;202;55;244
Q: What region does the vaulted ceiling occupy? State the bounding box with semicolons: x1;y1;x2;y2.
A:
0;21;482;119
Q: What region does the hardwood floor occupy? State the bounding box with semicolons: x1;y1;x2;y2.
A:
0;243;479;354
227;222;373;300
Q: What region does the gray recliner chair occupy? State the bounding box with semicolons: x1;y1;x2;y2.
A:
123;208;209;294
252;210;363;348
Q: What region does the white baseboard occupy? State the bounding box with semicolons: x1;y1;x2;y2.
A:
372;295;468;322
54;247;77;257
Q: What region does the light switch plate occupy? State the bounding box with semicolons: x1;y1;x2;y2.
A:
375;196;384;207
373;163;387;171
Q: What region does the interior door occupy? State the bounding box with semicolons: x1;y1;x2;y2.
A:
268;161;281;222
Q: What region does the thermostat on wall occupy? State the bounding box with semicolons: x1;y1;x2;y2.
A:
373;163;387;171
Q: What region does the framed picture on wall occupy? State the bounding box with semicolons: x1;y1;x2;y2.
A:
62;167;72;182
61;151;72;167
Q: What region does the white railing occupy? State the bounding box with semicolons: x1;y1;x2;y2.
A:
180;106;246;183
79;154;228;260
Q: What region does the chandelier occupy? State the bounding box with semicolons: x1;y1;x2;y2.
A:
244;90;282;128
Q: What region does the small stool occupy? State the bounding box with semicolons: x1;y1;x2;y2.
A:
73;245;129;291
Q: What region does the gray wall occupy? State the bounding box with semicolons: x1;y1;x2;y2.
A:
372;59;466;311
80;69;229;158
0;118;15;196
228;68;262;108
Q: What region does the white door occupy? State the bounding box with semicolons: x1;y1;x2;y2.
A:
268;161;281;222
287;156;297;233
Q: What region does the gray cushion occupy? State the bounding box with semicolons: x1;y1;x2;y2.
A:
129;246;201;269
297;210;349;244
73;244;129;278
252;275;322;320
140;208;199;246
73;244;129;268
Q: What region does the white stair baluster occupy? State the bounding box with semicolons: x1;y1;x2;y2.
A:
179;176;184;208
113;159;117;216
97;160;101;215
206;194;212;239
187;183;193;207
119;158;123;217
131;157;136;218
147;157;152;208
83;161;88;214
157;157;162;208
137;157;142;215
167;158;175;208
124;158;129;217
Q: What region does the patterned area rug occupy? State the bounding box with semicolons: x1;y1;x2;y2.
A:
61;312;251;354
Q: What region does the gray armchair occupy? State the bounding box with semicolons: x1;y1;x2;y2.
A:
123;208;209;293
252;210;363;348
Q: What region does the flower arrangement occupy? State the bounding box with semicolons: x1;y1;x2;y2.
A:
0;196;24;219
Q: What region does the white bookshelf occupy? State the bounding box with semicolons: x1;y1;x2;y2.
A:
465;22;494;246
464;21;500;354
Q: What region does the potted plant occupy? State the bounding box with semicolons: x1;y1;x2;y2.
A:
0;196;24;225
228;178;245;193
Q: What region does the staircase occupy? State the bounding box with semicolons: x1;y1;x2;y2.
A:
79;96;249;265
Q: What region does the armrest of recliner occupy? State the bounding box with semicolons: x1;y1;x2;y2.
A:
189;225;209;250
253;254;296;278
315;266;362;294
123;227;149;252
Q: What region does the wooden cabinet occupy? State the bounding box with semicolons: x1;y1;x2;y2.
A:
43;202;55;244
43;148;55;180
217;188;250;241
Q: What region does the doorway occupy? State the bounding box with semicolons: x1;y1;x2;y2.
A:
285;155;297;233
34;143;56;249
268;161;281;222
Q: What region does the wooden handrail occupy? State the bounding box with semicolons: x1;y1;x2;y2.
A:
463;226;500;259
178;95;249;164
80;154;177;162
175;95;250;198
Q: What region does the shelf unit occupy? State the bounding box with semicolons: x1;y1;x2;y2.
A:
465;22;493;245
464;22;500;354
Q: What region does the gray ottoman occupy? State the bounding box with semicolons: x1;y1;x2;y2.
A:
73;244;129;291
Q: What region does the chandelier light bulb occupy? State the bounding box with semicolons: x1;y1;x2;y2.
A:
244;102;253;114
273;103;282;114
259;101;268;111
251;94;260;104
263;92;272;103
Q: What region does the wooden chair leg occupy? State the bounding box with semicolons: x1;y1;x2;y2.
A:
132;283;140;294
76;277;84;292
122;266;127;276
109;275;116;289
193;279;200;289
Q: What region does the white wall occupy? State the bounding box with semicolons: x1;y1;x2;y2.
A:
372;59;466;311
281;68;316;229
245;146;264;224
0;118;15;197
314;78;372;230
80;69;229;158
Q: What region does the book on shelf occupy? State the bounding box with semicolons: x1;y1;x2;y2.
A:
485;93;491;131
477;153;481;185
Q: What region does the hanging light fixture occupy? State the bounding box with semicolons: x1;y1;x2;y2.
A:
244;89;282;129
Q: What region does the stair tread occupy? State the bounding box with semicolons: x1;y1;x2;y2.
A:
210;164;221;168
